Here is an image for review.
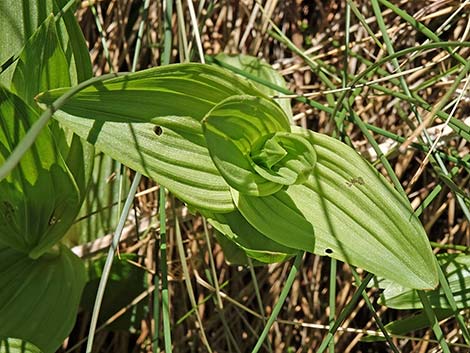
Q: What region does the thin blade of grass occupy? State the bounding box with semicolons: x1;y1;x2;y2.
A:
251;252;304;353
317;273;374;353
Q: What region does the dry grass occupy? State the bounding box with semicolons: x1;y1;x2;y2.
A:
65;1;470;352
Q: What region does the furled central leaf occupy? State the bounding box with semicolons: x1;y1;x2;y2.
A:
202;95;317;195
250;132;316;185
251;134;288;168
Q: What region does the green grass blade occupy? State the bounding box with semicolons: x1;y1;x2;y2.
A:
159;187;172;353
351;269;400;353
328;258;337;353
317;273;374;353
175;217;213;351
251;252;303;353
247;257;272;353
85;172;142;353
418;291;451;353
86;0;113;72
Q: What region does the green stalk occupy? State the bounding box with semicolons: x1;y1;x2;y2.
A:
251;252;304;353
159;188;172;352
247;257;272;353
153;230;161;353
131;0;151;72
317;273;374;353
162;0;174;65
336;0;351;138
418;291;451;353
346;0;383;49
158;1;173;350
351;269;400;353
175;0;190;62
414;155;470;218
328;258;337;353
87;0;113;71
175;217;212;352
203;219;242;353
85;172;142;353
430;242;470;253
54;0;80;21
84;0;151;339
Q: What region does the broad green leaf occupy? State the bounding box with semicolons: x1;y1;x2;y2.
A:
202;95;293;196
37;64;438;289
206;210;296;264
37;64;263;123
380;253;470;309
0;244;87;353
213;53;293;120
0;0;92;87
11;14;71;107
8;10;94;202
214;230;253;266
0;0;93;206
53;0;93;84
384;309;453;335
233;127;438;290
5;3;93;202
51;112;234;212
0;87;80;257
0;1;53;86
0;338;42;353
37;65;267;212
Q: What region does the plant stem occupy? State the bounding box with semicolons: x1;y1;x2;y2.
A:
85;172;142;353
317;273;374;353
418;290;451;353
251;252;303;353
159;188;172;353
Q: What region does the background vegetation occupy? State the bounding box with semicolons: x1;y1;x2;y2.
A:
2;0;470;352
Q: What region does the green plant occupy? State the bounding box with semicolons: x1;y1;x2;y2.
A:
0;1;93;351
36;62;439;290
2;1;470;352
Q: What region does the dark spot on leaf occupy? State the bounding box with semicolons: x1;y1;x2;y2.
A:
325;248;333;254
153;126;163;136
49;216;60;225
